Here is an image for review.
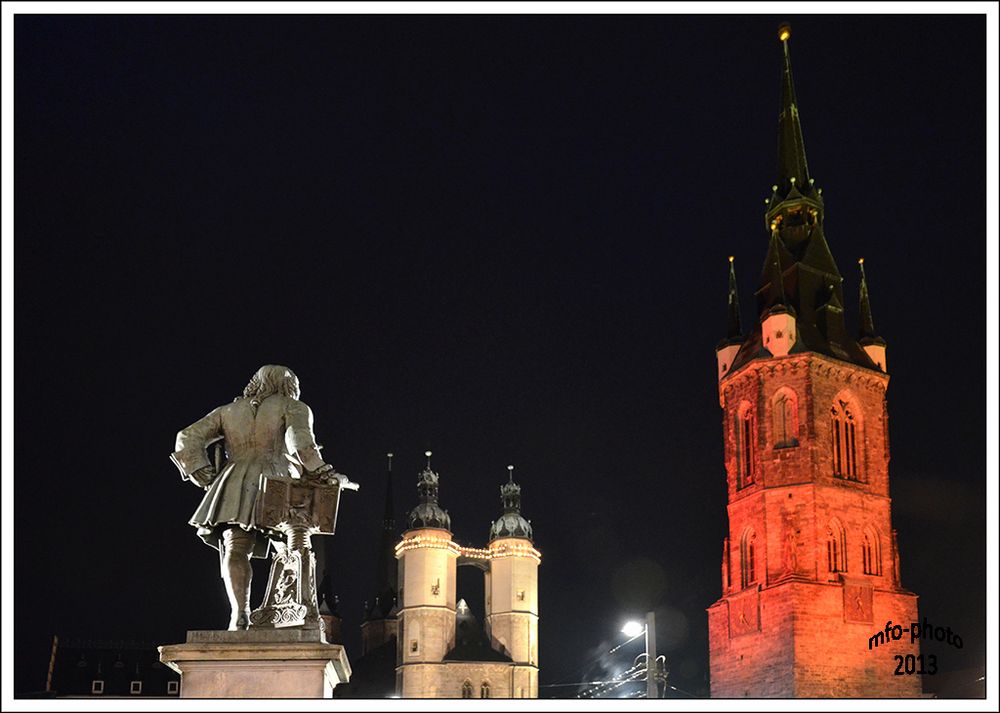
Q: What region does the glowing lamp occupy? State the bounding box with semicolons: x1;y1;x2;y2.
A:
778;23;791;42
621;620;645;638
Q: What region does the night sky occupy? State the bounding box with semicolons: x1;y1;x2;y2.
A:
14;13;986;698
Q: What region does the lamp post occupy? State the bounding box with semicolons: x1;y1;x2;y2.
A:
621;611;658;698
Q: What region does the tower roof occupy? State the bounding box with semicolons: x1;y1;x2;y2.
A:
443;599;513;663
407;451;451;531
489;465;533;542
725;25;880;375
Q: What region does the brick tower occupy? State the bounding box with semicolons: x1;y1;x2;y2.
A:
706;26;920;698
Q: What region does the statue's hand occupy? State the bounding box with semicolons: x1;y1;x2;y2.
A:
304;463;341;486
190;465;217;489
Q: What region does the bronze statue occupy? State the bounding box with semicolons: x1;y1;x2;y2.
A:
171;365;356;632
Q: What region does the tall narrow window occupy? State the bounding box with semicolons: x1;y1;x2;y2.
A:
826;520;847;573
480;681;491;699
831;398;861;480
772;388;799;448
462;680;473;698
740;529;757;588
735;402;755;487
862;527;882;575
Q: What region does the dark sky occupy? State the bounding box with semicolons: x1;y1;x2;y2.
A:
14;14;986;698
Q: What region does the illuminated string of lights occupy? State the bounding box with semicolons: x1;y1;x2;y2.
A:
394;535;541;563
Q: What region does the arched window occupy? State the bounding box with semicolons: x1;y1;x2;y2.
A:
771;388;799;448
480;681;491;699
826;520;847;573
735;402;756;487
740;529;757;588
831;397;861;480
862;527;882;576
461;680;473;699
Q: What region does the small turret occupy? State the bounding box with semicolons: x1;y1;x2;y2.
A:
858;258;887;371
407;451;451;531
716;256;745;380
761;231;797;357
489;465;533;542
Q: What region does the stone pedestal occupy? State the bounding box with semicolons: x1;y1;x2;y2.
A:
158;628;351;698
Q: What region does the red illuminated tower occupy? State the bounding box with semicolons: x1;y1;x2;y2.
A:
707;26;920;697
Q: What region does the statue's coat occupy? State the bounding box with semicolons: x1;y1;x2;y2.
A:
173;394;327;558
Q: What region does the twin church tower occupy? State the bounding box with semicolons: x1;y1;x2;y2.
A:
356;454;540;699
707;26;919;697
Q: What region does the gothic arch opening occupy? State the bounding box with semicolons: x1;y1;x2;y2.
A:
771;386;799;448
862;525;882;576
831;391;863;480
826;518;847;573
735;401;756;487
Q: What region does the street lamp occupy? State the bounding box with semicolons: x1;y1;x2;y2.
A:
620;612;658;698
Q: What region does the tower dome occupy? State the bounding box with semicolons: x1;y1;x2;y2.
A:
407;451;451;530
488;466;533;541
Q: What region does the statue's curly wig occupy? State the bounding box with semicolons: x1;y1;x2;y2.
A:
240;365;301;402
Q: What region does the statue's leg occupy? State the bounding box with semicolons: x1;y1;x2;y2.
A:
221;526;255;630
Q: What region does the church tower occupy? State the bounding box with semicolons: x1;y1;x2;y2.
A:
361;453;400;656
395;452;458;698
707;26;920;697
394;457;541;699
485;466;540;698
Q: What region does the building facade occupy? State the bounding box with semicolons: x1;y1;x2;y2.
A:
706;28;920;698
395;457;539;698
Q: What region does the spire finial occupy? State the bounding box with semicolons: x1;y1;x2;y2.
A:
425;450;432;468
387;452;393;471
507;464;514;483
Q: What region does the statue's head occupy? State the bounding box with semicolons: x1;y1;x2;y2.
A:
242;365;301;401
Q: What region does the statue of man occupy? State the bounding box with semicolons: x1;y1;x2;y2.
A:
171;365;339;630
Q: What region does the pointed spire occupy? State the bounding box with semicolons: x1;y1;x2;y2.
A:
762;229;795;318
776;23;810;193
727;256;743;339
858;258;875;339
383;452;395;531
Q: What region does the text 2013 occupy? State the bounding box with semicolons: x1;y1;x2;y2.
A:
893;654;936;676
